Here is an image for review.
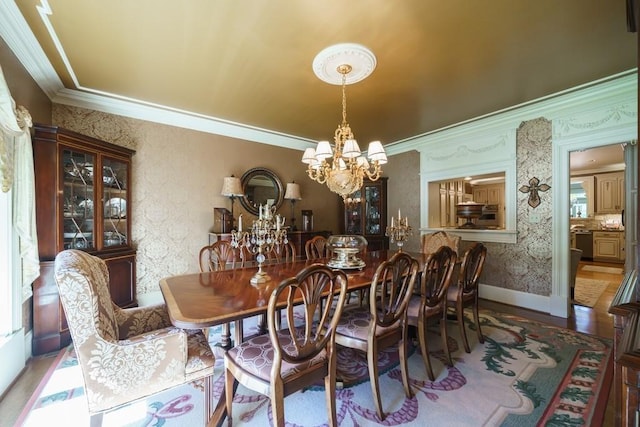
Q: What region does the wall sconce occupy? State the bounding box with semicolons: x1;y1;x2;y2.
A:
284;182;302;231
221;175;244;228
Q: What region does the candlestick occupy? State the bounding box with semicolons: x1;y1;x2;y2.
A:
386;209;412;252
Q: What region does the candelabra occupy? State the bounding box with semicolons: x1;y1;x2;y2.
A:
385;209;412;251
231;204;287;285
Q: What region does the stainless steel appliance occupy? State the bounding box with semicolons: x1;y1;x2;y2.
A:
574;230;593;260
476;204;500;228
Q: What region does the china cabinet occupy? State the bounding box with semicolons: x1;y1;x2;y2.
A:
31;124;136;355
339;178;389;251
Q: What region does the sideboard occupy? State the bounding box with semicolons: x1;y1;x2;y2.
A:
609;269;640;426
209;230;332;260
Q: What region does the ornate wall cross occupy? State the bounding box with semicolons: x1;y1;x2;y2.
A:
519;177;550;208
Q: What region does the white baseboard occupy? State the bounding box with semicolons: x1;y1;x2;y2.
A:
0;329;26;397
479;283;551;315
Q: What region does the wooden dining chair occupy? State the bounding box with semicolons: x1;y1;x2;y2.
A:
334;251;418;421
305;235;330;260
266;240;297;264
421;230;461;256
446;242;487;353
224;264;348;427
198;240;243;347
407;245;457;381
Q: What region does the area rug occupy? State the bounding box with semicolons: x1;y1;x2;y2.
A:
17;310;612;427
581;265;624;275
574;277;610;307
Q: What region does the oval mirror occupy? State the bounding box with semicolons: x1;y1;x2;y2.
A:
239;167;284;216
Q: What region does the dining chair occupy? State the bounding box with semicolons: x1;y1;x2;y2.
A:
446;242;487;353
224;264;348;427
54;249;215;427
421;230;461;256
334;251;418;420
305;235;330;260
199;240;244;347
266;240;297;264
407;245;457;381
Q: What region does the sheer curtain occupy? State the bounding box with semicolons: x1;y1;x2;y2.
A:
0;65;39;301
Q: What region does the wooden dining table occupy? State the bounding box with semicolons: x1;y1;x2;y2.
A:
159;249;431;426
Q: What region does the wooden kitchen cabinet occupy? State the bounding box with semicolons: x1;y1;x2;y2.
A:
596;171;624;213
593;231;624;263
340;178;389;251
31;124;137;355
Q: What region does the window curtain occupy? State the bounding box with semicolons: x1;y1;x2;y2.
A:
0;65;39;301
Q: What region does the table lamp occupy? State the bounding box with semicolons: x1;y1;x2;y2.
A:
221;175;244;229
284;181;302;231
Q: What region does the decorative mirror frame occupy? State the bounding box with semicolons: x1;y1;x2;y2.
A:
239;167;284;216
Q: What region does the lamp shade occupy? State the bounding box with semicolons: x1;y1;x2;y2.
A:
314;141;333;160
301;147;316;164
221;176;244;196
284;182;302;200
342;139;361;158
367;141;388;164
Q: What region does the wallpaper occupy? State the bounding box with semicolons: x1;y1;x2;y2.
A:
481;118;553;295
385;150;421;253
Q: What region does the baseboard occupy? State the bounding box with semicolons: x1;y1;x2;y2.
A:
479;283;551;314
0;329;26;397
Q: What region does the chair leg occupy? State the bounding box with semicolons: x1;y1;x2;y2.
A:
417;318;435;381
457;304;471;353
221;323;232;349
233;320;243;345
367;343;385;420
440;314;452;366
399;330;413;398
204;374;213;425
325;367;338;427
473;303;484;344
225;368;236;426
270;381;285;427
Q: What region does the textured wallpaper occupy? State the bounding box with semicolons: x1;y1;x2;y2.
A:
481;118;553;295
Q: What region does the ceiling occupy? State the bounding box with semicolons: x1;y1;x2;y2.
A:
2;1;637;153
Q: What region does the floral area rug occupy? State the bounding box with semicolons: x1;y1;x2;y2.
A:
574;277;609;307
17;309;612;426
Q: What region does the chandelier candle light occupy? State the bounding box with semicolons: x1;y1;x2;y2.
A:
386;209;412;251
302;43;388;200
231;205;287;285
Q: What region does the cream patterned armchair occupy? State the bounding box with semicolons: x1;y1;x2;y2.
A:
54;249;216;426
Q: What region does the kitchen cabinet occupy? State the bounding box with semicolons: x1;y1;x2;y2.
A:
472;183;504;206
593;231;625;263
439;179;467;228
340;178;389;251
596;171;624;213
31;124;137;355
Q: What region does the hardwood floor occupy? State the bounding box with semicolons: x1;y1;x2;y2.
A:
0;260;623;427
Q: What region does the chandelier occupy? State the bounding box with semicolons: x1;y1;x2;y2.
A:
302;44;387;200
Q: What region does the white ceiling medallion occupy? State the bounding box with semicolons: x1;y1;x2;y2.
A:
312;43;377;85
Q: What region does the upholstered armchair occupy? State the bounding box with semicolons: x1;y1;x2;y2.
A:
54;249;216;426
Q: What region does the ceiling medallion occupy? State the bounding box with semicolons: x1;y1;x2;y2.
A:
302;43;387;200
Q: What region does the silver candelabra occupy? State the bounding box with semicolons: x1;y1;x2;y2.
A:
385;209;412;251
231;204;287;285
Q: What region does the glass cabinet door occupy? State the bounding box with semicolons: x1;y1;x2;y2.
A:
344;189;362;234
102;157;128;248
365;185;381;235
62;149;95;250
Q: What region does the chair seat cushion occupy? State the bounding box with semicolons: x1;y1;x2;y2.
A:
225;332;327;382
185;329;216;381
406;295;442;323
335;306;399;341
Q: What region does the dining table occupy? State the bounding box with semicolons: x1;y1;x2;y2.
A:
159;249;432;426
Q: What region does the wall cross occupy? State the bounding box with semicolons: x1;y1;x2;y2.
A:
519;177;550;208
